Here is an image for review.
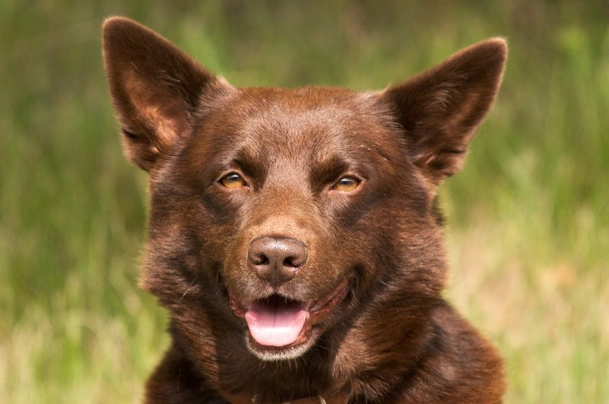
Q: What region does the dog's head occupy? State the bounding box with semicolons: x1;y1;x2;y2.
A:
103;17;506;363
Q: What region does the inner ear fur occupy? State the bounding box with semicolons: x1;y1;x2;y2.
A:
383;38;507;184
102;17;232;171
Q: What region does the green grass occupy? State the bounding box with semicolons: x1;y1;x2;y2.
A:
1;1;608;402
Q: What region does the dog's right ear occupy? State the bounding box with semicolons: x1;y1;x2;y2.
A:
102;17;233;171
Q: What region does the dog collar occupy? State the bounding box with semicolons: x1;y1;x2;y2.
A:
254;397;326;404
223;392;348;404
253;395;347;404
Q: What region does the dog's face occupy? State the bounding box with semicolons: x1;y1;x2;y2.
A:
155;87;434;361
102;18;506;363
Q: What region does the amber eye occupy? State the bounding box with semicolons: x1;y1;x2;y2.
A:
219;173;247;189
332;176;361;192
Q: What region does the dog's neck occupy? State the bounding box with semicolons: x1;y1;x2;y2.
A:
221;392;349;404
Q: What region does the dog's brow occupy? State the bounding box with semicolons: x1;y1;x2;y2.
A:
310;156;352;186
231;148;268;180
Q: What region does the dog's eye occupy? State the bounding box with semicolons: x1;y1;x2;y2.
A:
332;176;361;192
219;173;248;189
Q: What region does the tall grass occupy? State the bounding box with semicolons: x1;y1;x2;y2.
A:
1;1;607;402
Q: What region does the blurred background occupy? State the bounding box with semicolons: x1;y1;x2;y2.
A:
1;1;608;402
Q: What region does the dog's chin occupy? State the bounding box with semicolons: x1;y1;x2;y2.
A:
229;278;351;361
245;332;318;361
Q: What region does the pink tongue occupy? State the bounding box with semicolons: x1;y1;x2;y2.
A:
245;300;308;347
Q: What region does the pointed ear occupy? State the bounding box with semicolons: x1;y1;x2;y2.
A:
382;38;507;184
102;17;233;171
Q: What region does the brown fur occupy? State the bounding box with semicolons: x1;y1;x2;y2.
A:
102;16;507;404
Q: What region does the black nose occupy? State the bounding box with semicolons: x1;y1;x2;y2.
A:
248;236;308;286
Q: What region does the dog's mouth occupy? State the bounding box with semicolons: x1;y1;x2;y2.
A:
229;279;350;353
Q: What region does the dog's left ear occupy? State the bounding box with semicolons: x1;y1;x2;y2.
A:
382;38;507;184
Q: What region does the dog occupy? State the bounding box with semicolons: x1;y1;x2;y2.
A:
102;17;507;404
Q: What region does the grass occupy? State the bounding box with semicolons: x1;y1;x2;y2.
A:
1;1;608;402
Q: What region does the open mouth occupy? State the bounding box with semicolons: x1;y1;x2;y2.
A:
229;279;350;353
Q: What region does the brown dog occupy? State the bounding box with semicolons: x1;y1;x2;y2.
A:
102;17;507;404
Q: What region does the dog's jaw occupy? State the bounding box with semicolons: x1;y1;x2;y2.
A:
229;278;351;361
245;330;318;361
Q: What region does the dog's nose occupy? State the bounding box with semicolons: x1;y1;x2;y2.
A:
248;236;308;286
